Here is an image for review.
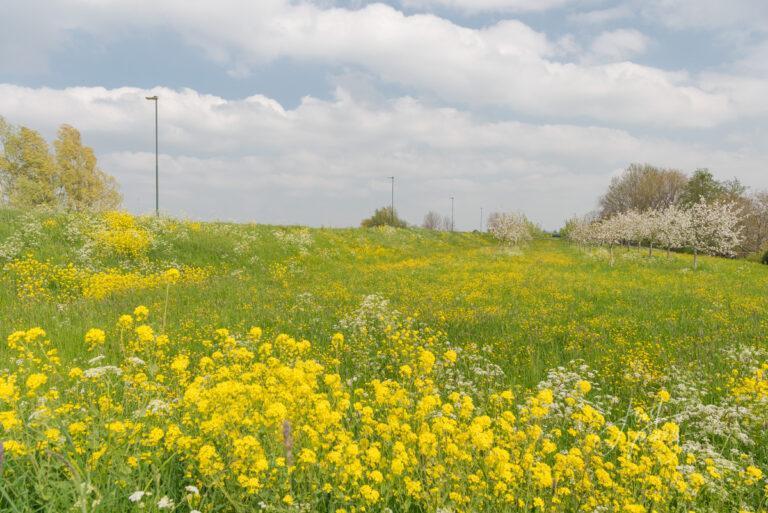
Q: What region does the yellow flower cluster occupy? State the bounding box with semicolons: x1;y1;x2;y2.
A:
4;255;82;301
95;211;153;259
0;309;764;512
81;266;208;299
5;255;208;301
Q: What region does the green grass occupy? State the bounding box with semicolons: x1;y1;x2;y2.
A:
2;209;768;512
3;210;767;394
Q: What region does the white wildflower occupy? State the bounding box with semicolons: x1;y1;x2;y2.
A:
128;491;147;503
157;496;174;509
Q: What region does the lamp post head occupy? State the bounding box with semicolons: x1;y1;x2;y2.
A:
145;95;158;100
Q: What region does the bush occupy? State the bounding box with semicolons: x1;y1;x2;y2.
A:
361;206;408;228
762;250;768;265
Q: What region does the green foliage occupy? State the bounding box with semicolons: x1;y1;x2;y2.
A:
360;205;407;228
680;168;746;206
0;125;58;208
0;117;121;211
54;124;121;211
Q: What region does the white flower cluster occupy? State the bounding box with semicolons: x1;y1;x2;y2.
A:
568;199;742;267
273;227;314;255
487;212;533;246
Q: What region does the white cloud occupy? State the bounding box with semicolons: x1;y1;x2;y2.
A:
589;28;650;62
641;0;768;31
1;84;765;229
0;0;759;128
400;0;576;14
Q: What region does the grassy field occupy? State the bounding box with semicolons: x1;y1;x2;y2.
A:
1;208;767;512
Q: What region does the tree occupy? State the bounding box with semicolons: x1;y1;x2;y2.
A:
599;163;688;218
0;120;58;208
595;215;625;266
422;211;441;230
440;215;453;232
54;125;121;211
487;212;532;246
361;206;407;228
1;118;121;211
739;191;768;256
655;204;689;257
679;169;746;207
683;199;742;269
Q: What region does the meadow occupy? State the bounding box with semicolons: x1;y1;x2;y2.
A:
1;208;767;512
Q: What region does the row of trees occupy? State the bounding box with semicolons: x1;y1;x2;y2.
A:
598;164;768;257
0;117;121;211
567;199;742;268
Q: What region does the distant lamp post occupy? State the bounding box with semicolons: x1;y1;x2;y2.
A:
480;207;484;232
145;95;159;217
450;195;455;232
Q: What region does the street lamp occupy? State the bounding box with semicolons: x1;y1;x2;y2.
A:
145;95;159;217
450;195;455;232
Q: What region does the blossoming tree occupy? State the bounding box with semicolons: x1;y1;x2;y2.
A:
488;212;533;246
683;199;742;269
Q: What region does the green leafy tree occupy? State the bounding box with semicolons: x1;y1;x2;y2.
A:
0;119;58;208
0;117;121;211
54;124;121;211
679;168;746;206
361;206;407;228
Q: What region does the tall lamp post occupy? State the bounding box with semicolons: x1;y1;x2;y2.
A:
145;95;159;217
450;195;455;232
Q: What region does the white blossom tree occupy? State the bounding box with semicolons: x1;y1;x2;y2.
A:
656;204;689;258
683;199;742;269
565;200;743;269
488;212;533;246
595;215;625;266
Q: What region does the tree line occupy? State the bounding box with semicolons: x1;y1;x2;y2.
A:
0;117;121;212
566;200;742;268
592;163;768;258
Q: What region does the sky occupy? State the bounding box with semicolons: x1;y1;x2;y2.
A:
1;0;767;230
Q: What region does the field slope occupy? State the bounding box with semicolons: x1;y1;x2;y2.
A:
1;209;767;512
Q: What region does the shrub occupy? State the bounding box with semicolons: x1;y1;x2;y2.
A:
361;206;407;228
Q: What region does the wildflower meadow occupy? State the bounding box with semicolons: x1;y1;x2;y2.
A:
1;208;768;513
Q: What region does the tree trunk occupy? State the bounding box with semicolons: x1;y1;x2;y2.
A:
648;243;653;257
666;246;671;258
693;248;698;269
609;244;614;266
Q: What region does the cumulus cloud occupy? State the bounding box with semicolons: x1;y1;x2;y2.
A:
1;84;765;229
0;0;758;128
588;28;650;62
